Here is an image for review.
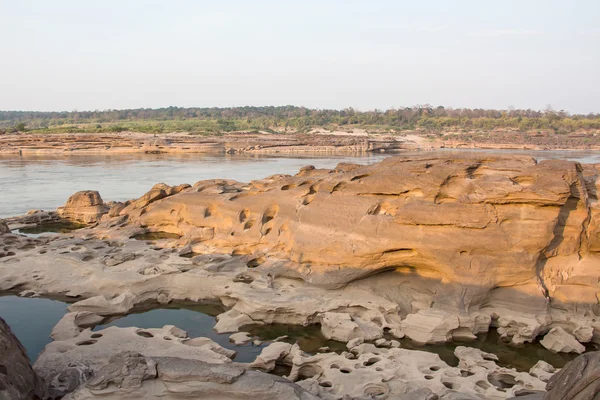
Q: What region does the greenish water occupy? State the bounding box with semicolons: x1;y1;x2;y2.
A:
16;221;86;237
397;330;585;371
131;231;181;241
0;294;590;370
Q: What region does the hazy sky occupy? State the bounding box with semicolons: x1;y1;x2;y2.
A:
1;0;599;113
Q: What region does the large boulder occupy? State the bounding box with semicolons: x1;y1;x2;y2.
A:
543;351;600;399
0;317;46;400
540;327;585;354
57;191;108;223
0;220;9;234
94;155;600;344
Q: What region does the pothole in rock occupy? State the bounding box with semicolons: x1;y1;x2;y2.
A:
17;221;87;237
131;232;181;241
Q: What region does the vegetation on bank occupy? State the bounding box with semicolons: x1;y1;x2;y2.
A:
1;105;599;135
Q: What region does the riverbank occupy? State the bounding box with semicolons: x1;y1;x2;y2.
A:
2;129;600;157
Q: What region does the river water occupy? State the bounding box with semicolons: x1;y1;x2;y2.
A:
0;149;598;367
1;149;598;218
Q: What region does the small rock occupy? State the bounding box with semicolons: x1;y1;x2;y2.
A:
253;339;263;346
347;337;364;349
229;332;252;345
389;340;401;348
274;335;288;342
318;346;330;353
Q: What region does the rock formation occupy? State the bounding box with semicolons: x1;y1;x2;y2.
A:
62;352;319;400
540;327;586;354
57;191;108;223
69;154;600;348
540;351;600;400
5;154;600;399
250;342;547;399
0;220;9;234
0;317;46;400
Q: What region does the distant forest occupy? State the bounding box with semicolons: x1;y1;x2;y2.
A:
1;105;599;134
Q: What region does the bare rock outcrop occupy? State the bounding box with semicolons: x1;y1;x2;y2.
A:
86;155;600;346
251;342;547;399
57;191;108;223
0;317;46;400
62;352;319;400
34;322;234;398
0;220;9;234
542;351;600;400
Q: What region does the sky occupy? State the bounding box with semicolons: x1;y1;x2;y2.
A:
0;0;599;113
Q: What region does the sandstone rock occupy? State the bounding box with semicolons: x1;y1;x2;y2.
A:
34;324;233;397
214;310;257;333
543;351;600;400
51;311;104;340
269;342;548;399
540;327;585;354
229;332;252;345
250;342;293;371
320;312;382;342
80;154;600;349
0;317;46;400
57;190;108;223
529;360;556;383
63;352;319;400
0;220;9;234
400;309;460;344
68;292;137;316
85;351;157;390
183;337;237;359
346;337;364;349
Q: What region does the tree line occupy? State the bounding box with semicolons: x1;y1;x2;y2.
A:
1;105;599;134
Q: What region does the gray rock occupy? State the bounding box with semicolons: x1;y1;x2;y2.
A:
0;317;46;400
0;220;9;234
543;351;600;400
86;351;157;390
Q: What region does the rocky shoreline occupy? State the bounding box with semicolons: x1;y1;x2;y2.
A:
0;132;412;156
2;154;600;399
2;131;600;158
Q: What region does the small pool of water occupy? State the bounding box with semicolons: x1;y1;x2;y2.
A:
15;221;86;238
131;231;181;241
397;330;585;371
0;296;68;360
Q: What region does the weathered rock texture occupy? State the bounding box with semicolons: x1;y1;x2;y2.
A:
34;323;235;398
251;342;547;399
62;352;319;400
0;317;46;400
88;155;600;347
2;155;600;357
57;191;108;223
543;351;600;400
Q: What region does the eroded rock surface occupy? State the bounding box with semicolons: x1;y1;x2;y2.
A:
2;155;600;353
61;351;319;400
0;317;46;400
57;191;108;223
251;342;548;399
35;322;234;398
543;351;600;400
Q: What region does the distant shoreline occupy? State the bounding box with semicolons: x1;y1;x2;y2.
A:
1;130;600;156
